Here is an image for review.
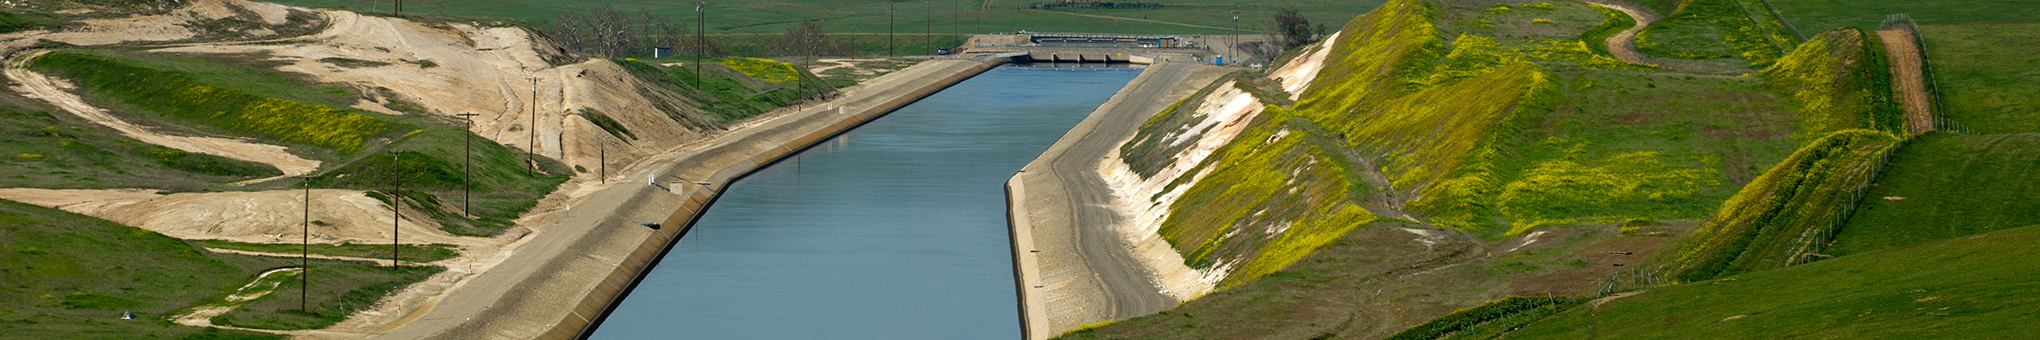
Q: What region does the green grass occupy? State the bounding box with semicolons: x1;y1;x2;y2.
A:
615;57;833;122
260;0;1381;35
1061;220;1648;339
1632;0;1796;68
210;261;441;330
1920;23;2040;135
193;240;461;263
1666;129;1899;282
1827;133;2040;256
712;34;967;58
1503;223;2040;339
1760;28;1905;136
575;108;638;142
0;101;281;190
1767;0;2040;33
1385;296;1583;340
0;199;285;339
31;52;390;153
0;10;65;33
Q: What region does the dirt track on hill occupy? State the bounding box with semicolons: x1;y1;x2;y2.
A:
1591;2;1658;68
1877;27;1935;136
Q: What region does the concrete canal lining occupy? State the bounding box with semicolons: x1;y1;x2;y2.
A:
1005;62;1233;339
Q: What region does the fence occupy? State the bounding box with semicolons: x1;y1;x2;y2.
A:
1882;14;1963;134
1754;0;1808;42
1786;136;1910;266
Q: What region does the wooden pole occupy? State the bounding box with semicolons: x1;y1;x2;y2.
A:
391;151;402;269
300;175;310;311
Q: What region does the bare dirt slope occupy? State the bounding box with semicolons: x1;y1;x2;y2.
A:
1877;27;1935;136
0;188;468;246
152;9;735;174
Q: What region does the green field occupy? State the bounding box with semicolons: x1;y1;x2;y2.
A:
1768;0;2040;33
261;0;1380;35
1920;23;2040;135
1827;133;2040;257
1504;223;2040;339
0;199;287;339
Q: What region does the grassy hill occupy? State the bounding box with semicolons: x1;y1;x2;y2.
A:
1921;23;2040;135
0;199;276;339
0;97;282;191
1767;0;2040;33
1631;0;1798;69
1827;133;2040;256
1503;222;2040;339
259;0;1379;35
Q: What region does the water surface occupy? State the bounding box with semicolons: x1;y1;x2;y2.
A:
589;65;1141;339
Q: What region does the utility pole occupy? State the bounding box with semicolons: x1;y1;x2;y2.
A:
394;0;401;16
389;150;402;269
951;0;958;43
696;2;706;90
1231;6;1240;65
924;1;932;54
456;113;478;216
297;175;313;312
889;2;897;57
527;77;538;176
849;23;858;57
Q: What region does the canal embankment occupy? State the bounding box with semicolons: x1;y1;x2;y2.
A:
368;59;1000;340
1006;62;1232;339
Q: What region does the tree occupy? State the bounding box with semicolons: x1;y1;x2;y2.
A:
542;7;700;58
772;21;853;57
1269;9;1318;51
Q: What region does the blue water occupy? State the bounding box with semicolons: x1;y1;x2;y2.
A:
588;65;1141;339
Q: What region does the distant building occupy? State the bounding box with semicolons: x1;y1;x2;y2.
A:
653;46;673;58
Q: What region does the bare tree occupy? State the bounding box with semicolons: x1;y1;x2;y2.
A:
542;7;704;58
772;21;852;57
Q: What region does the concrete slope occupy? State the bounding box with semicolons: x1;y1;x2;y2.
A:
1009;62;1232;339
345;59;994;340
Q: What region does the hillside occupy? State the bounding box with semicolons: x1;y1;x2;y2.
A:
1059;0;2040;337
0;0;852;336
1504;222;2040;339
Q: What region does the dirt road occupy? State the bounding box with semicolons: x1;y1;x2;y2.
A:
1877;27;1935;136
1010;62;1232;338
5;50;322;176
1591;2;1658;68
